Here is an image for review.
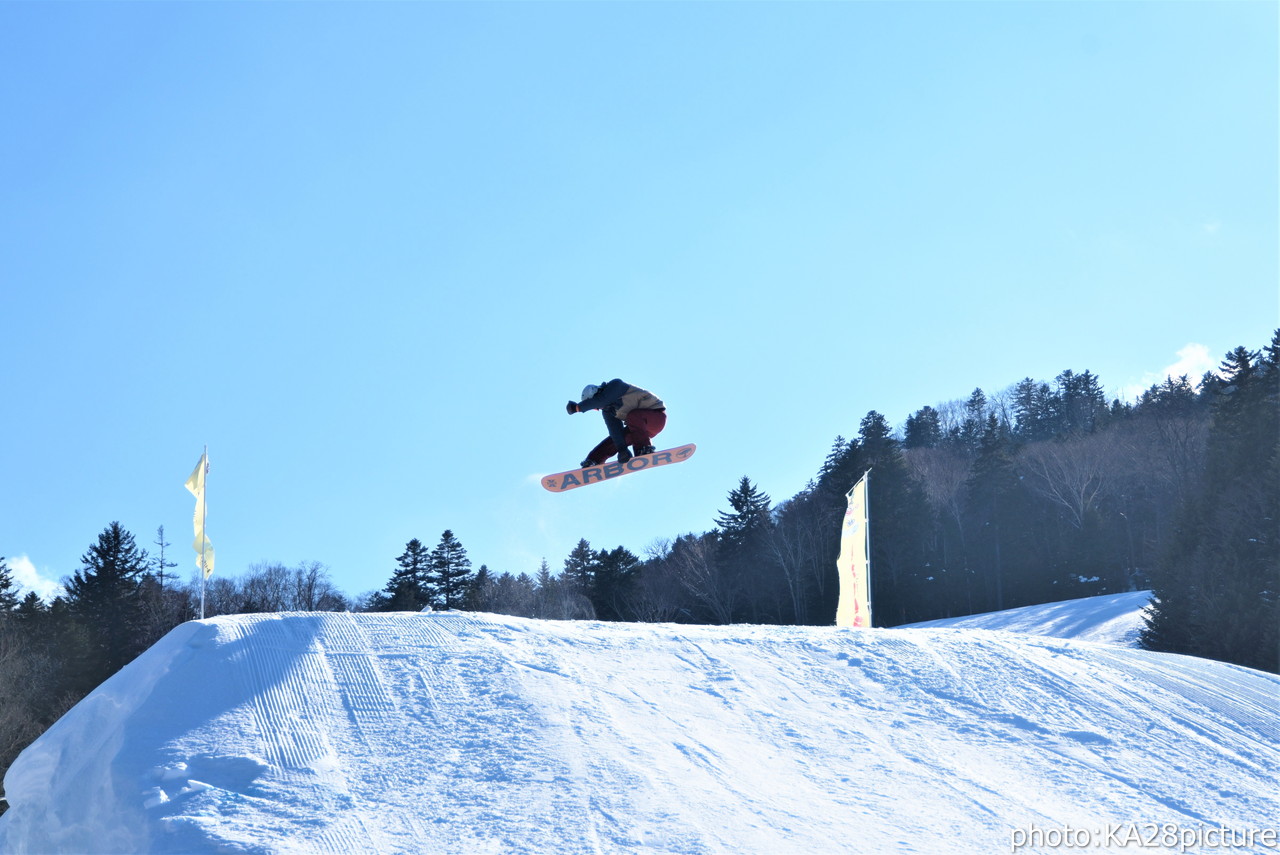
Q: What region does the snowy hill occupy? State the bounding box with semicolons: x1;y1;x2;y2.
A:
905;590;1153;647
1;604;1277;854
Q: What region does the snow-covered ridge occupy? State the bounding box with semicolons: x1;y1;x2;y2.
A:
1;604;1276;854
905;590;1153;647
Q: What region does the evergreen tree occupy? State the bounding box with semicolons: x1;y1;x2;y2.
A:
716;477;772;554
1206;347;1268;472
0;557;18;612
1144;337;1280;672
427;530;473;610
535;558;554;592
593;546;640;621
960;389;988;450
17;590;45;618
486;570;536;617
562;539;597;596
903;406;943;449
375;539;431;611
63;522;151;682
855;411;935;624
962;417;1023;613
1012;378;1056;442
1055;369;1108;434
715;476;776;622
531;559;556;619
466;564;494;612
819;436;854;483
1140;375;1199;413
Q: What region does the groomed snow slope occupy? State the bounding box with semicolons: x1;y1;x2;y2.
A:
1;609;1276;854
906;591;1153;647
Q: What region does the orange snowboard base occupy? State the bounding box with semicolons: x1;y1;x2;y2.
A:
542;443;696;493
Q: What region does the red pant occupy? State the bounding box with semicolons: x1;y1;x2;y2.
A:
587;409;666;464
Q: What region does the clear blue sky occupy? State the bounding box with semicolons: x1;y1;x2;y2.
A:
3;2;1276;603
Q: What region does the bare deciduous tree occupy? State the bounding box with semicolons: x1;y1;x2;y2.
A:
905;446;972;530
625;540;686;623
1018;434;1118;529
767;498;824;625
668;533;737;624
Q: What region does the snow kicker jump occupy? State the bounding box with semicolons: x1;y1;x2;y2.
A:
542;443;696;492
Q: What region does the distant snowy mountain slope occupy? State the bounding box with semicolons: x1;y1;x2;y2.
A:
1;610;1276;854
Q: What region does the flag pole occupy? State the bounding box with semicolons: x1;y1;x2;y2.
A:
200;444;208;620
864;467;873;626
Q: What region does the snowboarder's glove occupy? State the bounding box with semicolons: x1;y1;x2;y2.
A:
566;401;578;415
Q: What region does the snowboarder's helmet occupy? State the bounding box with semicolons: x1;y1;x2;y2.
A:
581;384;600;402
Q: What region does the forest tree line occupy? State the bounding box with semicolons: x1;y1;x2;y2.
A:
2;332;1276;812
448;332;1276;676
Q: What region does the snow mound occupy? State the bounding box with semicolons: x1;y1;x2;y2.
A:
905;591;1153;647
1;610;1276;854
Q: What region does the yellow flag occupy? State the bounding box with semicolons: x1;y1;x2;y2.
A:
835;470;871;628
184;452;215;579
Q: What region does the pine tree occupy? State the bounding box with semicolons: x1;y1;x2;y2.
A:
855;410;936;624
963;417;1022;613
1012;378;1056;442
1144;337;1280;672
465;564;493;611
593;546;640;621
0;557;19;612
1141;375;1198;412
376;539;431;611
716;477;772;554
481;570;536;617
960;389;988;450
819;436;854;483
1055;369;1108;434
535;558;554;592
904;406;943;449
562;539;597;596
428;530;473;610
714;477;775;621
63;522;151;682
17;590;46;618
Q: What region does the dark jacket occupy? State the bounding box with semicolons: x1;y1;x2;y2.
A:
579;379;665;449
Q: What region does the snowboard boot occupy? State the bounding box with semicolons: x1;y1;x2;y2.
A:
617;448;633;464
635;444;656;456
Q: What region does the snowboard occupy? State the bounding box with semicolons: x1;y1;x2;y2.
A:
542;443;696;493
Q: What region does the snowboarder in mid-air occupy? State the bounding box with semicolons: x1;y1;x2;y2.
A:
566;379;666;467
545;379;693;493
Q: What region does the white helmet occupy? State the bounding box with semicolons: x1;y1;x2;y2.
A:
581;384;600;402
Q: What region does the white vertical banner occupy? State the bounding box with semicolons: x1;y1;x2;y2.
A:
835;469;872;628
184;450;215;580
